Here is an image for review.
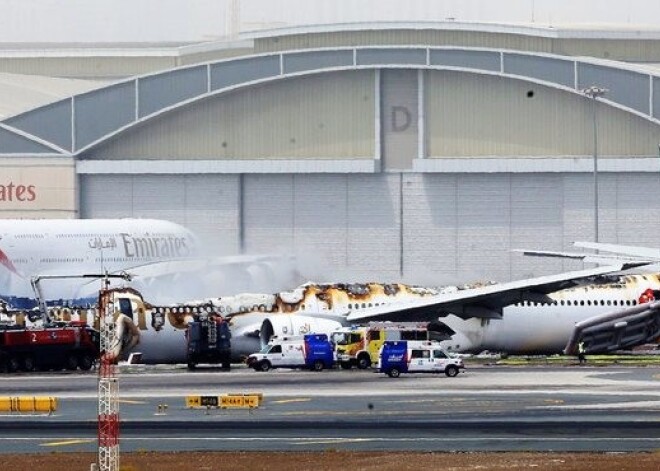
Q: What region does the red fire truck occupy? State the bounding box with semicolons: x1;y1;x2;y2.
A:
0;321;100;373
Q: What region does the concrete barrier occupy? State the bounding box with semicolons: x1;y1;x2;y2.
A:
0;396;57;413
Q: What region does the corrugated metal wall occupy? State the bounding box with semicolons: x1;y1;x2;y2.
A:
254;30;551;54
82;71;375;160
80;174;240;254
425;70;660;157
254;30;660;62
0;57;177;79
80;171;660;285
242;174;401;280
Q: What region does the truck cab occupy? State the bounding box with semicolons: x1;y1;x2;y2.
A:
247;334;334;372
334;322;431;370
378;340;465;378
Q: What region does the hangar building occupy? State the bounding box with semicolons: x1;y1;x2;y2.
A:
2;1;660;283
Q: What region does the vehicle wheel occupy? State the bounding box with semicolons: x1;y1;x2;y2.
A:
187;362;197;370
221;361;231;370
356;354;371;370
387;367;401;378
7;356;20;373
259;360;271;372
445;365;459;377
22;356;36;372
340;362;352;370
312;360;324;372
79;355;94;371
65;354;78;371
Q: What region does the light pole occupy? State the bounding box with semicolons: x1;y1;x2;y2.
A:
581;85;608;243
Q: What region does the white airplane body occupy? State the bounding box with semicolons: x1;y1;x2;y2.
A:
89;265;659;363
0;219;199;308
3;226;659;362
444;274;659;354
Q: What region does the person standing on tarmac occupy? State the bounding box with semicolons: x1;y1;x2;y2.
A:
578;340;587;364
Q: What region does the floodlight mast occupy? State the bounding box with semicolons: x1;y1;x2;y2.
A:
96;273;131;471
580;85;608;244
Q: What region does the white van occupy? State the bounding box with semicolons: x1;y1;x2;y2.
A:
378;340;465;378
246;334;334;371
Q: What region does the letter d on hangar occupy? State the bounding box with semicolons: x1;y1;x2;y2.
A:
391;105;411;132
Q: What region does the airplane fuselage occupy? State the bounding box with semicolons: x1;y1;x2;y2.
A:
0;219;198;306
95;274;660;363
442;274;660;354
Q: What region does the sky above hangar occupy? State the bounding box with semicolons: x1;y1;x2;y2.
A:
1;0;660;45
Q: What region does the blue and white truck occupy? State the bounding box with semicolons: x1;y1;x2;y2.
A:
247;334;334;371
378;340;465;378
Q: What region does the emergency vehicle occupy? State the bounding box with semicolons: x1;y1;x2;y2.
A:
0;321;100;373
186;312;232;370
333;322;431;369
247;334;334;371
378;340;464;378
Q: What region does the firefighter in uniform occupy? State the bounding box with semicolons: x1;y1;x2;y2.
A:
578;340;586;364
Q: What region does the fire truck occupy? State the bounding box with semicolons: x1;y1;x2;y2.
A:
332;322;433;369
186;313;232;370
0;321;100;373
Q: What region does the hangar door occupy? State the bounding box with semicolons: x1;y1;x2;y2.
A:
80;173;403;280
79;174;241;255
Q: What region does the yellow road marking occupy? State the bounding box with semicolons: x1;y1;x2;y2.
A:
118;399;147;404
40;439;95;447
543;399;565;404
270;398;311;404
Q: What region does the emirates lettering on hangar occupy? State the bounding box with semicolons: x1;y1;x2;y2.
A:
0;181;37;202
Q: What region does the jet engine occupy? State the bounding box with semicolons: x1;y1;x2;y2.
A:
259;315;344;347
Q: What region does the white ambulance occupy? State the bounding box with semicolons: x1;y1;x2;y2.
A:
246;334;334;371
378;340;465;378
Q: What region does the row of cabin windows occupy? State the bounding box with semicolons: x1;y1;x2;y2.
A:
347;302;383;310
55;233;175;238
39;257;85;263
516;299;637;307
56;233;115;238
94;257;160;263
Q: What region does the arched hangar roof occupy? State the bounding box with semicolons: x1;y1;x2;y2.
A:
1;45;659;157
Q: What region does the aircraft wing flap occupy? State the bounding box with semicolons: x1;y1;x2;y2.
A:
564;300;660;354
346;262;649;323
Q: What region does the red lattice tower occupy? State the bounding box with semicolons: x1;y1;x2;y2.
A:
97;288;119;471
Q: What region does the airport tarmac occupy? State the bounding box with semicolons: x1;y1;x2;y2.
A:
0;364;658;453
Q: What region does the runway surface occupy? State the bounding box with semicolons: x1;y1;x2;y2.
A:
0;365;658;453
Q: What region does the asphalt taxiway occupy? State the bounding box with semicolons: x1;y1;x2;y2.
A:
0;365;658;453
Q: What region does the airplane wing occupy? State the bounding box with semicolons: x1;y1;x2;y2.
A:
512;248;650;265
564;300;660;354
345;261;650;323
574;241;660;261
